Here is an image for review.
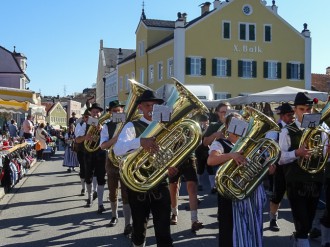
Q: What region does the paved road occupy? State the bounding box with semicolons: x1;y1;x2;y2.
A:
0;150;323;247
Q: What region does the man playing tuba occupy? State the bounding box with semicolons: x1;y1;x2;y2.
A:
113;90;173;247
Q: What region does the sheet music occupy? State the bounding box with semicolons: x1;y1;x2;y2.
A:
112;112;126;123
152;105;173;122
227;117;249;137
301;113;321;128
87;117;99;126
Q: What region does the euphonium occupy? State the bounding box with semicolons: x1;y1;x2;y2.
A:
84;112;111;152
108;79;153;166
119;77;209;192
215;106;281;200
298;101;330;174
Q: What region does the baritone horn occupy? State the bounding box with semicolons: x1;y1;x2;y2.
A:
298;101;330;174
215;106;281;200
119;77;209;192
107;80;153;166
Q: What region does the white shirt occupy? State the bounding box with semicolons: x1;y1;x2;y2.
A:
113;117;151;156
75;122;87;137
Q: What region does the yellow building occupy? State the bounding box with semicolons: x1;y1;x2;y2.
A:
117;0;311;100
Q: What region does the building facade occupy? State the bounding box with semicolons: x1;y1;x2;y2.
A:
117;0;311;101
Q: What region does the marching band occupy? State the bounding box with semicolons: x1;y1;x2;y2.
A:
73;78;330;247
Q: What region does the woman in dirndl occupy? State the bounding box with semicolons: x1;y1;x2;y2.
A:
63;124;79;172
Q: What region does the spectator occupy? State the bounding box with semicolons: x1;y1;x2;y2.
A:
35;122;49;162
22;115;35;139
8;119;18;138
68;112;78;126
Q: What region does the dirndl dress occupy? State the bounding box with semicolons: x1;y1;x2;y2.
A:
62;134;79;168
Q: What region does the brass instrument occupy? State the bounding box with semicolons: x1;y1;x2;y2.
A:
215;106;281;200
298;101;330;174
108;79;153;166
84;112;111;152
119;77;209;192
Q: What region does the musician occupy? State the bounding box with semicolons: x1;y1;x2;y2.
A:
74;109;90;196
200;102;231;194
113;90;173;247
268;103;295;231
75;103;107;213
207;112;266;247
100;100;132;236
279;92;328;246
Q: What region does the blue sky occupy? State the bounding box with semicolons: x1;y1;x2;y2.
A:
1;0;328;96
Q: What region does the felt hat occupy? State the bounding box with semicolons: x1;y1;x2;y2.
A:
83;109;91;116
107;100;125;111
294;92;313;106
276;103;294;115
89;102;104;112
136;90;164;104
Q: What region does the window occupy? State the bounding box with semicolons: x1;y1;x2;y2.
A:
212;59;231;77
264;61;281;79
139;68;144;84
264;25;272;42
287;63;304;80
158;62;163;81
186;57;206;76
214;92;231;100
167;58;174;78
238;60;257;78
125;74;129;89
223;21;231;39
119;76;123;91
138;41;145;56
149;65;154;83
239;23;256;41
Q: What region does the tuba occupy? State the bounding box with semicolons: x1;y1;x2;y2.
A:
215;106;281;200
84;111;111;152
107;79;153;166
119;77;209;192
298;101;330;174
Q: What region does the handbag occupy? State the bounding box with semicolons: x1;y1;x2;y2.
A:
35;141;42;151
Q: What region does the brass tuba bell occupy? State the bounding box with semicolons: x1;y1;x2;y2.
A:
298;101;330;174
215;106;281;200
119;77;209;192
107;79;153;166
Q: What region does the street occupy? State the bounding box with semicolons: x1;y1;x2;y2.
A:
0;150;323;247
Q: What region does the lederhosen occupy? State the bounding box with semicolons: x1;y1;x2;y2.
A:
83;123;106;185
284;122;323;239
270;122;286;204
105;121;129;204
127;120;173;247
195;122;223;176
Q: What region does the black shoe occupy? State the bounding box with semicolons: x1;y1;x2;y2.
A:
67;168;72;173
107;217;118;227
97;205;106;214
80;189;85;196
93;191;98;201
85;199;92;208
124;224;132;236
269;219;280;232
309;227;321;238
191;221;204;232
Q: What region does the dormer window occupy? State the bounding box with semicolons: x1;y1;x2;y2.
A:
138;41;145;57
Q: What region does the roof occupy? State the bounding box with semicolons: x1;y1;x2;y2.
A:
102;48;135;72
142;19;175;28
312;73;330;92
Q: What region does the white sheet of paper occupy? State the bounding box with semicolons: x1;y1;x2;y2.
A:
112;112;126;123
227;117;249;136
152;105;173;122
87;117;99;126
301;113;321;128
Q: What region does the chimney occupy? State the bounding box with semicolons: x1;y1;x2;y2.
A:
201;2;211;15
117;48;123;64
100;39;103;49
301;23;311;38
213;0;221;9
175;12;185;28
271;0;278;13
326;67;330;75
182;13;187;24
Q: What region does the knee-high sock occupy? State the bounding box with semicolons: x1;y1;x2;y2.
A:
171;207;178;216
123;203;131;226
92;177;97;192
111;201;118;218
86;183;92;201
97;185;104;206
209;175;215;188
80;178;85;190
191;210;198;223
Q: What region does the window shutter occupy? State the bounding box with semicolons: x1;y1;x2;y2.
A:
252;61;257;78
224;22;230;39
185;57;191;75
238;60;243;77
265;26;271;42
212;59;217;76
226;60;232;77
240;24;246;40
286;63;291;79
277;62;282;79
226;93;232;99
300;63;305;80
201;58;206;76
263;61;268;78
